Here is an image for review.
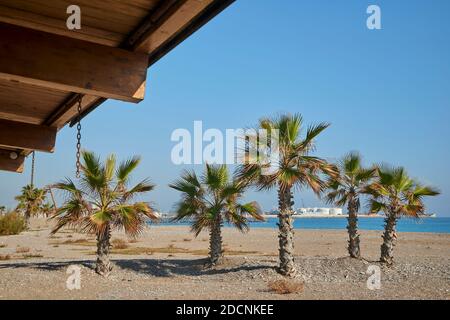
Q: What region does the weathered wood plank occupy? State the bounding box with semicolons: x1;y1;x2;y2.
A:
0;23;148;102
0;79;68;125
133;0;214;53
0;119;57;152
0;149;24;173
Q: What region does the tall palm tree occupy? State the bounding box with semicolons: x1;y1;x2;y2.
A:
367;165;439;265
236;113;337;277
51;151;158;276
326;152;376;258
15;185;47;225
170;164;263;266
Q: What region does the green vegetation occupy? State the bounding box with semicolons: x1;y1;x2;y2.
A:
366;165;440;264
15;185;47;225
170;163;263;265
0;112;440;278
0;211;27;236
51;151;158;276
236;113;337;277
326;152;376;258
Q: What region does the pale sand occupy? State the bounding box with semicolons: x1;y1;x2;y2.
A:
0;218;449;300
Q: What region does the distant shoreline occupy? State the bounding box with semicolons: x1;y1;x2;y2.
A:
261;215;438;219
159;214;439;220
261;214;381;219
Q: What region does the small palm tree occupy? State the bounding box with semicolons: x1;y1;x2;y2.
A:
326;152;376;258
170;164;263;266
15;185;47;225
51;151;158;276
41;202;55;218
236;113;337;277
367;165;439;265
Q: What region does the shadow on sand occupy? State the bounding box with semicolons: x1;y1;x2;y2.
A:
0;258;274;277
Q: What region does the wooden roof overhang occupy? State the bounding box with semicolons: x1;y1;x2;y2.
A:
0;0;234;173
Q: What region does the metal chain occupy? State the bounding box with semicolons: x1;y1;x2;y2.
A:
31;151;35;187
76;96;82;178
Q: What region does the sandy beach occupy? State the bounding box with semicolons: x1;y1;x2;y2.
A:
0;218;449;300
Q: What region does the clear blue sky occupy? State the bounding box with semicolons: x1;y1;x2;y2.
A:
1;0;449;215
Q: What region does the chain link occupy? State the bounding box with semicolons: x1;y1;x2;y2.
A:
31;151;35;187
76;96;82;178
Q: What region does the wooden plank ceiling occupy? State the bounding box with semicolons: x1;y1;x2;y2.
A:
0;0;234;172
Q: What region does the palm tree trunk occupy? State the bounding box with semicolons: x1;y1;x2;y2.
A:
209;214;223;265
380;213;397;265
95;224;112;276
277;186;297;277
24;209;31;227
48;187;58;216
346;198;360;258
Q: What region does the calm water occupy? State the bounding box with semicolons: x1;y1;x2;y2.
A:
157;217;450;234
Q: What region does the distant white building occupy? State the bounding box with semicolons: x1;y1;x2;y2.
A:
295;208;343;216
329;208;343;215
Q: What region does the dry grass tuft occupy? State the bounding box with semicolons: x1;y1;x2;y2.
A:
0;254;11;260
106;245;191;256
22;254;44;259
183;238;192;242
268;279;304;295
16;246;30;253
112;239;129;249
0;211;27;235
62;239;90;245
0;243;7;248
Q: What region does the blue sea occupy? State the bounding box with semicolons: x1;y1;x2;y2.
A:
156;217;450;234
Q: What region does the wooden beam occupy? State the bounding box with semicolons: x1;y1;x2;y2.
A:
133;0;215;53
0;119;56;152
0;149;25;173
147;0;236;66
45;0;236;128
0;23;148;102
0;5;122;47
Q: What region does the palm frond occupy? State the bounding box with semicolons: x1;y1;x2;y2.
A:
116;156;141;185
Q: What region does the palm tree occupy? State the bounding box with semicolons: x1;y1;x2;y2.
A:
51;151;158;276
367;165;439;265
15;185;47;225
326;152;376;258
170;164;263;266
41;202;55;218
236;113;337;277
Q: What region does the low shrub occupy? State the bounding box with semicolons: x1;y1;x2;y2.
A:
268;279;304;295
0;211;27;236
16;246;30;253
112;238;129;249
